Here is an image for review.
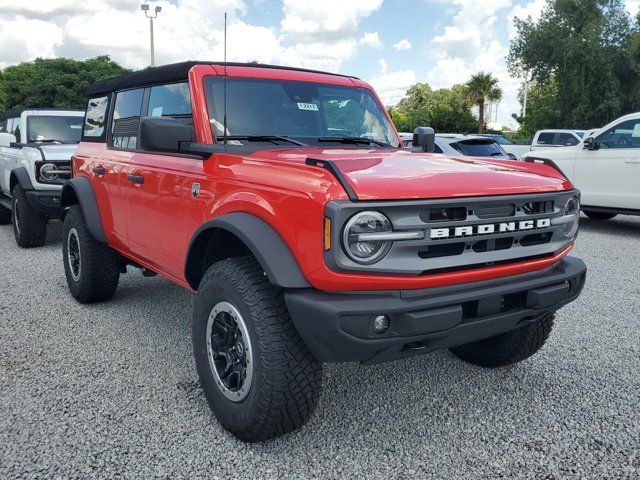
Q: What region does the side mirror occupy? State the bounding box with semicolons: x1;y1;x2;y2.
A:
584;136;599;151
413;127;435;153
507;153;518;160
0;132;17;148
139;116;194;153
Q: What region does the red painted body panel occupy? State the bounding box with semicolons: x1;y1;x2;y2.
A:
74;64;576;293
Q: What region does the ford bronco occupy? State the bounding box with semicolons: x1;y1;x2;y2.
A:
60;62;586;442
0;109;84;247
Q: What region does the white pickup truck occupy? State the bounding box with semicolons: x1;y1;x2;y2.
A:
483;130;587;159
0;109;84;247
522;112;640;219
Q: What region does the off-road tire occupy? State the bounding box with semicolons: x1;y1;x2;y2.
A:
583;210;617;220
12;185;46;247
193;256;322;443
0;203;10;225
62;205;120;303
450;313;555;368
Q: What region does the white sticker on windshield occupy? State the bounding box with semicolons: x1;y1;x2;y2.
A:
297;102;319;111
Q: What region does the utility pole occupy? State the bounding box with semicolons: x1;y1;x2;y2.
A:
141;4;162;67
522;80;529;118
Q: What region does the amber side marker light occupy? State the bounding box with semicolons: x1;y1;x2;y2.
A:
324;217;332;251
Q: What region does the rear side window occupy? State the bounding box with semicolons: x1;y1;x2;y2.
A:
111;88;144;149
148;83;192;119
83;96;109;140
454;140;504;157
557;132;578;146
537;132;554;145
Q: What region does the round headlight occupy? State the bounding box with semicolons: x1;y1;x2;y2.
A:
342;211;392;264
40;163;58;181
562;197;580;238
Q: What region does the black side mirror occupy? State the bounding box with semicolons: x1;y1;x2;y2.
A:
413;127;435;153
584;136;599;151
140;116;194;153
507;153;518;160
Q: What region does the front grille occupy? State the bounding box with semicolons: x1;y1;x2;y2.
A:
325;190;577;276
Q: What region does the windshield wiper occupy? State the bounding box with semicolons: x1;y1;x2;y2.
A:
490;151;506;156
216;135;308;146
317;136;392;147
31;139;64;144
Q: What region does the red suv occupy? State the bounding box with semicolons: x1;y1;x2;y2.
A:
61;62;586;442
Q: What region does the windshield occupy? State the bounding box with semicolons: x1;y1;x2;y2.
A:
27;115;83;143
492;135;512;145
454;140;506;157
204;77;400;147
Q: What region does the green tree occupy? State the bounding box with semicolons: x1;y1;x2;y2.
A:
512;77;562;137
508;0;640;129
0;56;129;111
392;83;477;133
466;72;503;134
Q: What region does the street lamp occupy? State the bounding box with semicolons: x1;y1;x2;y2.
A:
141;3;162;67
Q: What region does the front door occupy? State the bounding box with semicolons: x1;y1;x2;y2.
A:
574;118;640;210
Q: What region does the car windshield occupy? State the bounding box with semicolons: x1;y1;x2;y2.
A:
204;77;400;147
454;140;506;157
27;115;83;143
492;135;512;145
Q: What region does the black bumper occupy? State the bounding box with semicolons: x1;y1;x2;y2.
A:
25;190;61;216
285;256;587;364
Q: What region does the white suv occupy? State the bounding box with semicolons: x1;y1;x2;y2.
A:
0;109;84;247
522;112;640;219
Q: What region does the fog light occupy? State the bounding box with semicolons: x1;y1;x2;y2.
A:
373;315;390;334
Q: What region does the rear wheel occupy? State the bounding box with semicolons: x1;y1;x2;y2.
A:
450;313;554;368
193;256;322;443
12;185;46;248
583;210;617;220
62;205;120;303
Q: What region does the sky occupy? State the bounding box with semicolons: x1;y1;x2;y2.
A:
1;0;639;129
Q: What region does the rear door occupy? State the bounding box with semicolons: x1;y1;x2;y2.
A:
573;118;640;210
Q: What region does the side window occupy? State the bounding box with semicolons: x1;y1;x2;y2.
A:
597;119;640;149
147;83;192;120
111;88;144;149
557;132;578;146
84;96;109;140
9;118;21;142
537;132;554;145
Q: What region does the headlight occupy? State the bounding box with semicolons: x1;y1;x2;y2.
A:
561;196;580;238
39;163;58;181
342;211;393;264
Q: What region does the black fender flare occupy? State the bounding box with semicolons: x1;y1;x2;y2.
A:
9;167;34;193
185;212;311;290
522;156;570;180
60;177;107;243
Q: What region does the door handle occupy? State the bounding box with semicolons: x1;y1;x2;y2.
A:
127;174;145;184
92;166;106;175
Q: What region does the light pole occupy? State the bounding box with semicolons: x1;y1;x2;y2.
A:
141;3;162;67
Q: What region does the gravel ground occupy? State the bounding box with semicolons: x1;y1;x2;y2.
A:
1;215;639;479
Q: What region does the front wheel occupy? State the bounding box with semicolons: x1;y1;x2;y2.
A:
62;205;120;303
583;210;617;220
193;256;322;443
12;185;46;247
450;313;555;368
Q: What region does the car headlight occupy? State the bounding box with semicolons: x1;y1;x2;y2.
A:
39;163;59;181
342;211;393;264
561;196;580;238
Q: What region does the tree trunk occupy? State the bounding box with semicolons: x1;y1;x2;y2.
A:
478;100;485;133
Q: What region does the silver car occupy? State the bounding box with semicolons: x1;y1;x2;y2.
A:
399;132;516;160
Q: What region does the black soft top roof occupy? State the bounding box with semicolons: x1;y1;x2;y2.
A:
0;109;24;121
87;61;358;96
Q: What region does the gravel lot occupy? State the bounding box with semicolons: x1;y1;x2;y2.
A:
1;215;639;479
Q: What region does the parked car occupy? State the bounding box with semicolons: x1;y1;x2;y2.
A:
60;61;586;442
0;109;83;247
400;133;515;160
488;129;587;159
522;112;640;219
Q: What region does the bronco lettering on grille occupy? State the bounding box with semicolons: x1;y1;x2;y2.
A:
430;218;551;239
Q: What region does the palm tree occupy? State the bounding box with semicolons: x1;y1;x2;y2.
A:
466;72;503;133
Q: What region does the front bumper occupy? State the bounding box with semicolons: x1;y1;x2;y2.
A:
25;190;62;216
285;256;586;364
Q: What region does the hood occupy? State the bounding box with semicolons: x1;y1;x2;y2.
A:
31;144;78;161
251;148;572;201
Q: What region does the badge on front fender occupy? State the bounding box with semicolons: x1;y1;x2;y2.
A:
192;182;200;198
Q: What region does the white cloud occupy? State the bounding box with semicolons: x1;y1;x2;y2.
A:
379;58;388;73
369;69;417;105
393;39;412;51
626;0;640;15
359;31;383;49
